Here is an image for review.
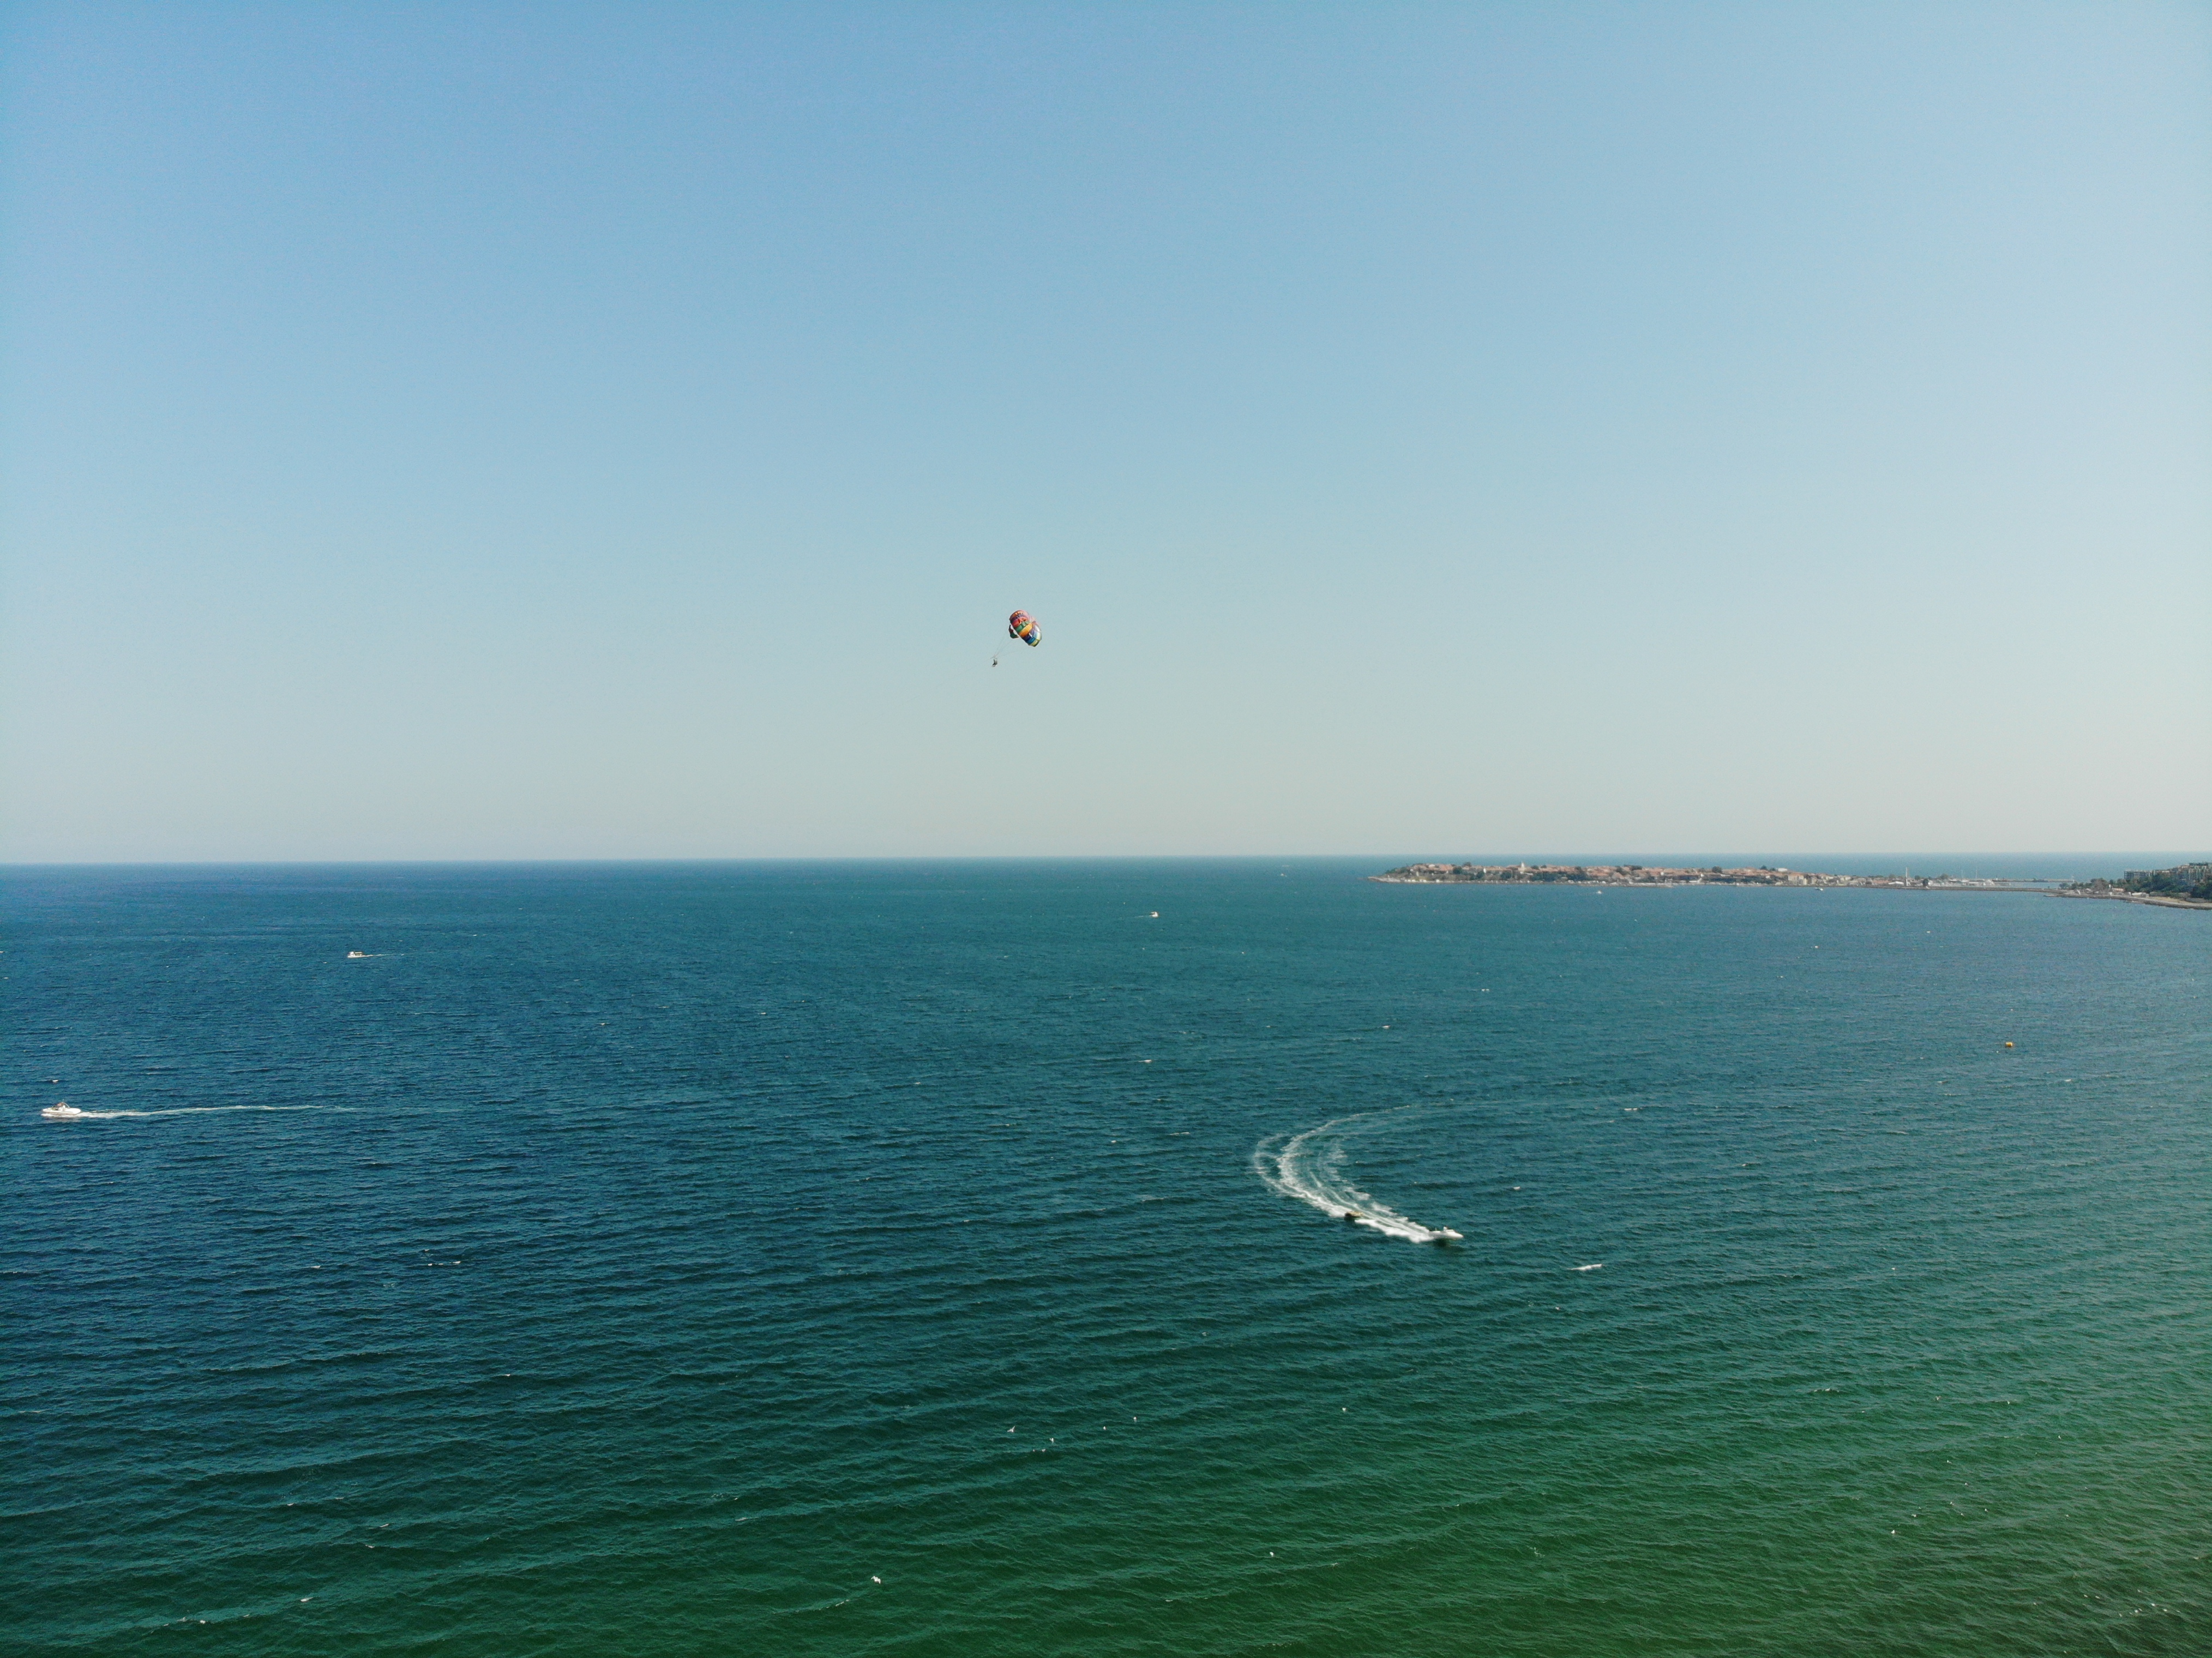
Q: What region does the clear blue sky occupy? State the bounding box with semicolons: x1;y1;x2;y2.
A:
4;3;2206;860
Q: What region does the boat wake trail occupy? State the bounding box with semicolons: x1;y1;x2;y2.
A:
1254;1108;1463;1244
41;1103;344;1122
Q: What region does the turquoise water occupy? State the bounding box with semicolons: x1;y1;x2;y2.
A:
6;861;2208;1655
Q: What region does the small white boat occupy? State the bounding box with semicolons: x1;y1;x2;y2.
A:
346;951;370;959
42;1103;89;1120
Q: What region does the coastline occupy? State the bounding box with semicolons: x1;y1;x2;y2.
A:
1370;862;2045;892
2049;888;2212;911
1374;862;2212;909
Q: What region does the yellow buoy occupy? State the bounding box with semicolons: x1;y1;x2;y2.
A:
2004;1041;2015;1048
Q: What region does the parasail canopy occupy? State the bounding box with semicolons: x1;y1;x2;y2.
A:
1007;609;1041;647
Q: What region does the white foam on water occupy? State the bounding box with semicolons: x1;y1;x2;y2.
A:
39;1104;343;1122
1253;1108;1463;1244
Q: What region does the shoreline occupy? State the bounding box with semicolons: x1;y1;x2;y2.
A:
2049;888;2212;911
1370;862;2047;892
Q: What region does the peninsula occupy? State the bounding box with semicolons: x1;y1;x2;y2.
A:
1371;862;2037;890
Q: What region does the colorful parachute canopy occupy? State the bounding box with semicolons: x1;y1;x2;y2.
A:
1007;609;1041;646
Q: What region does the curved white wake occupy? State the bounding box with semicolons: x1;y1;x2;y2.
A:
1254;1109;1462;1244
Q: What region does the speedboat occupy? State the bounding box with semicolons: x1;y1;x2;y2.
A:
42;1103;89;1120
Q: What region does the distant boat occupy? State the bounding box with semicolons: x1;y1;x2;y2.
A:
42;1103;88;1120
346;951;369;959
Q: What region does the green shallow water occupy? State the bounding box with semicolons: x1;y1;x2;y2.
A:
5;861;2208;1654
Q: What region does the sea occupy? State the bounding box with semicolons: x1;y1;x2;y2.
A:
5;859;2207;1656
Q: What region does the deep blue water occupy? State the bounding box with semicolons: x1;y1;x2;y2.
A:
5;861;2208;1655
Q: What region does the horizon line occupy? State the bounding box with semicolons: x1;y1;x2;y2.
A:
4;851;2201;870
